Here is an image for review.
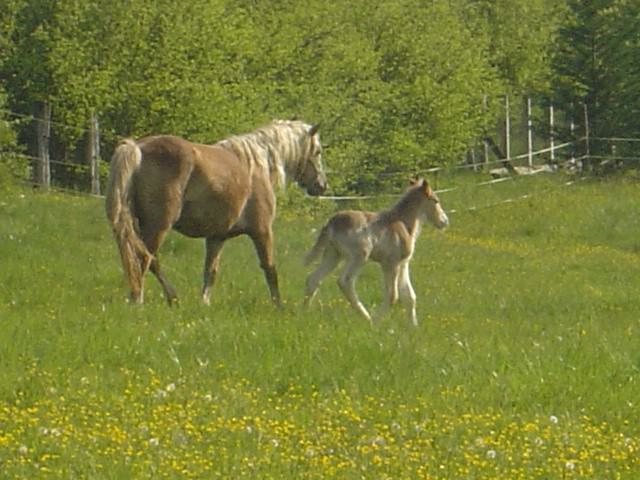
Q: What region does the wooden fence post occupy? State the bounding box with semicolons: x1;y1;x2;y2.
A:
88;113;101;195
549;104;555;165
569;103;577;169
35;101;51;189
526;96;533;167
583;103;590;171
482;95;490;168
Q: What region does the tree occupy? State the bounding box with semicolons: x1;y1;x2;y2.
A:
553;0;640;139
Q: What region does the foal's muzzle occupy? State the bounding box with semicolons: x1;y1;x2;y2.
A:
438;211;450;229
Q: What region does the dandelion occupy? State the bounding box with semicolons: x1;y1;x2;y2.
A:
149;438;160;447
373;436;386;447
565;460;576;471
549;415;559;425
18;445;28;455
165;383;176;393
486;449;497;459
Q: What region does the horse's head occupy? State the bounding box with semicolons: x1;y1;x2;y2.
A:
298;124;328;196
415;178;449;229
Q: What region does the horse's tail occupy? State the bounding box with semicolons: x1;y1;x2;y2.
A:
304;223;331;266
105;139;152;301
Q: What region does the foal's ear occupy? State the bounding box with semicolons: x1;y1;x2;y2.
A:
421;178;431;194
309;124;320;136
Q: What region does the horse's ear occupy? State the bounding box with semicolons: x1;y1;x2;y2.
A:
421;178;429;192
309;124;320;136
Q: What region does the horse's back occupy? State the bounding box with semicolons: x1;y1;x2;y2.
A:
328;210;375;232
326;209;413;263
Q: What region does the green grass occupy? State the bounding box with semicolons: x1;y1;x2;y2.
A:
0;174;639;478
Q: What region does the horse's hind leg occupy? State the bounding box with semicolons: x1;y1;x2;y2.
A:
141;224;178;305
305;247;340;305
338;256;371;322
374;262;400;323
202;237;225;305
398;262;418;326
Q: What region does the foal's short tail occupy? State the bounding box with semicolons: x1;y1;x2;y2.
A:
304;224;331;266
105;139;152;301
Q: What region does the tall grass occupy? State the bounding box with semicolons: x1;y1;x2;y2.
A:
0;174;638;478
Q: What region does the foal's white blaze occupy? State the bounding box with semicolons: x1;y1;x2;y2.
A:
434;204;449;229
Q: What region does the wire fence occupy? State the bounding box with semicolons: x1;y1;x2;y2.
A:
2;102;638;213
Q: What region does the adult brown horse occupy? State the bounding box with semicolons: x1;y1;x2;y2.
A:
106;120;327;305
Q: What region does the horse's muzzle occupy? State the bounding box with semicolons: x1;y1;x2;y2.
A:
306;179;327;196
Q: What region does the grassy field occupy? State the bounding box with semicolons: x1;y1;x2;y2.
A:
0;173;639;478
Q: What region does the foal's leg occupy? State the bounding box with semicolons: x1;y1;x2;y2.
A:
202;237;225;305
398;262;418;326
304;247;340;305
374;262;400;323
338;255;371;321
250;228;281;306
141;225;178;305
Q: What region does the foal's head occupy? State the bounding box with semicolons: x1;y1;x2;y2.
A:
297;124;328;196
411;178;449;229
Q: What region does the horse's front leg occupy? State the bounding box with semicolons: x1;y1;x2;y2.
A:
202;237;225;305
398;262;418;326
250;229;281;306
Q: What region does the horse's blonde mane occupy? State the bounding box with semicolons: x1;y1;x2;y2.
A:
216;120;316;189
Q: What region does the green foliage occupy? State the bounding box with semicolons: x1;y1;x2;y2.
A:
0;176;639;476
467;0;568;94
0;91;26;190
1;0;575;192
553;0;640;139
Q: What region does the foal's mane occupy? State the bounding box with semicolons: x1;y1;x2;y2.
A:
216;120;316;189
377;183;425;229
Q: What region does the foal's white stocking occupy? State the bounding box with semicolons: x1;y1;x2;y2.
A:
398;263;418;326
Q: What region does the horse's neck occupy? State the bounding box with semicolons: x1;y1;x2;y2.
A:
380;204;423;237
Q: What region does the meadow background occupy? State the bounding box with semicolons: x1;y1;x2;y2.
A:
0;172;638;478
